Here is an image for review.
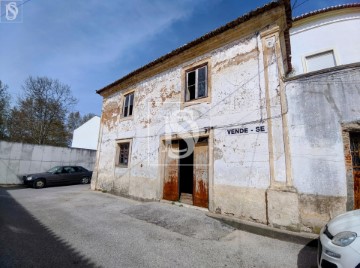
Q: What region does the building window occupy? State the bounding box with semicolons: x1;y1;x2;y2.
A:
305;50;336;72
117;142;130;167
123;92;134;117
185;65;207;101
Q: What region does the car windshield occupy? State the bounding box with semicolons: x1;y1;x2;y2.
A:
47;166;62;174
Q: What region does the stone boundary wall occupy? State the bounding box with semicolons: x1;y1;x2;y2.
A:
0;141;96;184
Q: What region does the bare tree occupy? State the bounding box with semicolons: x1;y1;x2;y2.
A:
8;76;77;146
67;111;96;132
80;113;96;125
0;80;10;139
67;111;82;133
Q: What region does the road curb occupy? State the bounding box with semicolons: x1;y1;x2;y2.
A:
206;212;319;247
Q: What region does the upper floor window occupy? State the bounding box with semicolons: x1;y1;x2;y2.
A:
123;92;134;117
185;65;207;101
305;50;336;73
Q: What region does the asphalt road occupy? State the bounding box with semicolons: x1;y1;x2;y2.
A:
0;184;317;268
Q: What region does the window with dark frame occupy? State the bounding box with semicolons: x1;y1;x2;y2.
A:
118;142;130;166
123;92;134;117
186;65;207;101
350;133;360;170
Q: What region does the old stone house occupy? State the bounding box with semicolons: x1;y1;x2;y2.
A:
91;0;360;233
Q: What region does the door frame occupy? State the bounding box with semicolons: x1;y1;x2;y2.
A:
159;130;214;210
342;123;360;210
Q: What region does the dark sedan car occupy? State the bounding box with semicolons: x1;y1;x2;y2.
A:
23;166;92;189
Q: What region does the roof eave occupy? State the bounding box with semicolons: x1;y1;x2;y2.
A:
293;3;360;22
97;0;291;96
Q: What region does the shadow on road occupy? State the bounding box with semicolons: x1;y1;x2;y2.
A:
0;187;96;268
297;239;318;268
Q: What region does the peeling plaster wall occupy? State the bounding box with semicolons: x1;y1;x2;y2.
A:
286;66;360;230
93;13;360;232
213;185;267;223
94;33;272;218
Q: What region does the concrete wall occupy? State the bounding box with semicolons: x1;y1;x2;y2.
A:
72;116;101;150
286;65;360;232
290;8;360;75
0;141;96;184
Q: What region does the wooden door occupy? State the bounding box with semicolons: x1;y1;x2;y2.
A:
193;141;209;208
353;170;360;209
163;141;179;201
350;133;360;209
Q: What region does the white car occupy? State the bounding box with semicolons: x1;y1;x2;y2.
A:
318;209;360;268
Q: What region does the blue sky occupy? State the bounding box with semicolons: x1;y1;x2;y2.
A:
0;0;356;116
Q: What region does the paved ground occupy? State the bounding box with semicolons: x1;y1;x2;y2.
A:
0;185;317;268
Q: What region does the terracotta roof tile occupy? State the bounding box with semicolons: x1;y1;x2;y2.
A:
293;3;360;22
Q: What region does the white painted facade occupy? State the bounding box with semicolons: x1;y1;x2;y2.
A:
284;5;360;231
92;2;299;231
92;3;360;233
95;34;273;222
290;6;360;75
285;66;360;230
71;116;101;150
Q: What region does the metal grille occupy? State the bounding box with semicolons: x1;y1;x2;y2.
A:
351;132;360;209
119;143;129;165
350;133;360;170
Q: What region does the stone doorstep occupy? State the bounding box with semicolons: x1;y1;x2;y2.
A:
160;199;209;212
206;212;319;247
179;193;193;205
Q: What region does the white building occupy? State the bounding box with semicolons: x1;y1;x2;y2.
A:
91;1;360;234
72;116;101;150
290;4;360;75
285;3;360;230
92;1;295;228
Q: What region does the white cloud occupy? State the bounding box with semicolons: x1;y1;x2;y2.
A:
0;0;205;113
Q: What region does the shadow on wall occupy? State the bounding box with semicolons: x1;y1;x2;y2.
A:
297;239;318;268
0;186;96;267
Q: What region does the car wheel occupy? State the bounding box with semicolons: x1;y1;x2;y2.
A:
33;179;45;189
81;177;90;184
